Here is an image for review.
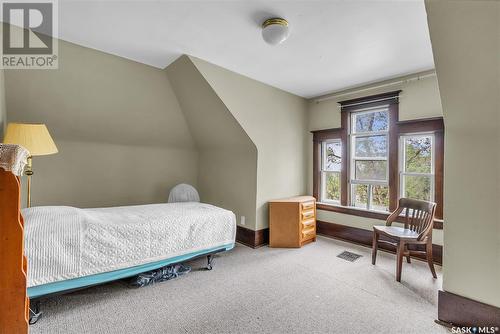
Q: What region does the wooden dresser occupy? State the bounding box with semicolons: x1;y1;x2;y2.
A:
268;196;316;248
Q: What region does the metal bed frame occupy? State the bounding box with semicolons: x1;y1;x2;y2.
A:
29;249;223;325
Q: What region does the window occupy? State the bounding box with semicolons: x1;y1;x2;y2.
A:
312;91;444;221
400;134;434;202
349;108;390;212
320;140;342;203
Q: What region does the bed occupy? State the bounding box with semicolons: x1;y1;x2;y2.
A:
23;202;236;299
1;145;237;330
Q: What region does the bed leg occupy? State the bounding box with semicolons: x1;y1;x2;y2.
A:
206;254;214;271
29;299;42;325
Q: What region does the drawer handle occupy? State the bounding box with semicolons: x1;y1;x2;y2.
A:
302;210;315;219
302;231;314;237
302;227;315;236
301;202;315;210
301;219;315;228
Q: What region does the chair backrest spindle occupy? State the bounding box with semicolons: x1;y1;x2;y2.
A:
387;198;436;241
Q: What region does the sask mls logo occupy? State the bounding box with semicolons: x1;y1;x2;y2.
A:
1;0;58;69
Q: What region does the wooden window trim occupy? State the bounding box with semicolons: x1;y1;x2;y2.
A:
312;91;444;227
397;117;444;134
316;203;443;229
312;128;342;205
312;128;343;142
397;117;445;219
339;91;402;111
388;103;399;212
342;91;400;211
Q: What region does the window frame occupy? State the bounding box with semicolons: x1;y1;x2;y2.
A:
320;139;342;205
348;106;391;212
399;133;435;203
311;91;445;227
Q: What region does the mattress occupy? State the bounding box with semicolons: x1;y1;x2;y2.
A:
22;202;236;287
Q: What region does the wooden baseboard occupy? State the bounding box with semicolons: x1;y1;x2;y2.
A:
316;220;442;265
236;226;269;248
438;290;500;327
236;221;442;264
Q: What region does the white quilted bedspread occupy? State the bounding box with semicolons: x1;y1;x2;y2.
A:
22;203;236;287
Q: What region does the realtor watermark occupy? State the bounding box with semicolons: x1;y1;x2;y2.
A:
1;0;58;69
452;326;500;334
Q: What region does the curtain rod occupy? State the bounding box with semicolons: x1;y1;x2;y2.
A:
314;71;436;104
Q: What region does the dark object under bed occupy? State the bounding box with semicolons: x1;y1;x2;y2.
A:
29;253;217;325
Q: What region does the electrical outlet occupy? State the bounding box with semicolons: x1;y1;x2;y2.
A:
240;216;246;226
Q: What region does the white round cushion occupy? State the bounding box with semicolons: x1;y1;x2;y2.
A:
168;184;200;203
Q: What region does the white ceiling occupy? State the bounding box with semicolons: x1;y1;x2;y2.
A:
58;0;434;98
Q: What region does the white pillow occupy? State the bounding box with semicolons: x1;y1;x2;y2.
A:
168;184;200;203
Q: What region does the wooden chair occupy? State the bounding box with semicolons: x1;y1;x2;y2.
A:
371;198;437;282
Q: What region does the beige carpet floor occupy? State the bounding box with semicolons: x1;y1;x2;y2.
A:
30;236;447;334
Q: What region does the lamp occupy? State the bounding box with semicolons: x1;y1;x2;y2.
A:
3;123;58;207
262;18;290;45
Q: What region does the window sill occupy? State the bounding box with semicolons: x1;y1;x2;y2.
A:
316;202;443;229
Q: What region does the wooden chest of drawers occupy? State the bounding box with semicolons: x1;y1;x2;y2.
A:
268;196;316;248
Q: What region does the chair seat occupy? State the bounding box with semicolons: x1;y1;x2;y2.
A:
373;225;419;239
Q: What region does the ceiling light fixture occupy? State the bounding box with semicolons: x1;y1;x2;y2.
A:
261;18;289;45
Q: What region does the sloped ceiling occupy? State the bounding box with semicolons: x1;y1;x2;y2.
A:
166;55;257;152
57;0;434;98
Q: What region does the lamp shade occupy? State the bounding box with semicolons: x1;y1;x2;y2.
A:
3;123;58;156
262;18;290;45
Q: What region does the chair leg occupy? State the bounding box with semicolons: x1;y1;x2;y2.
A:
406;244;411;263
396;241;405;282
371;231;379;265
426;242;437;279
